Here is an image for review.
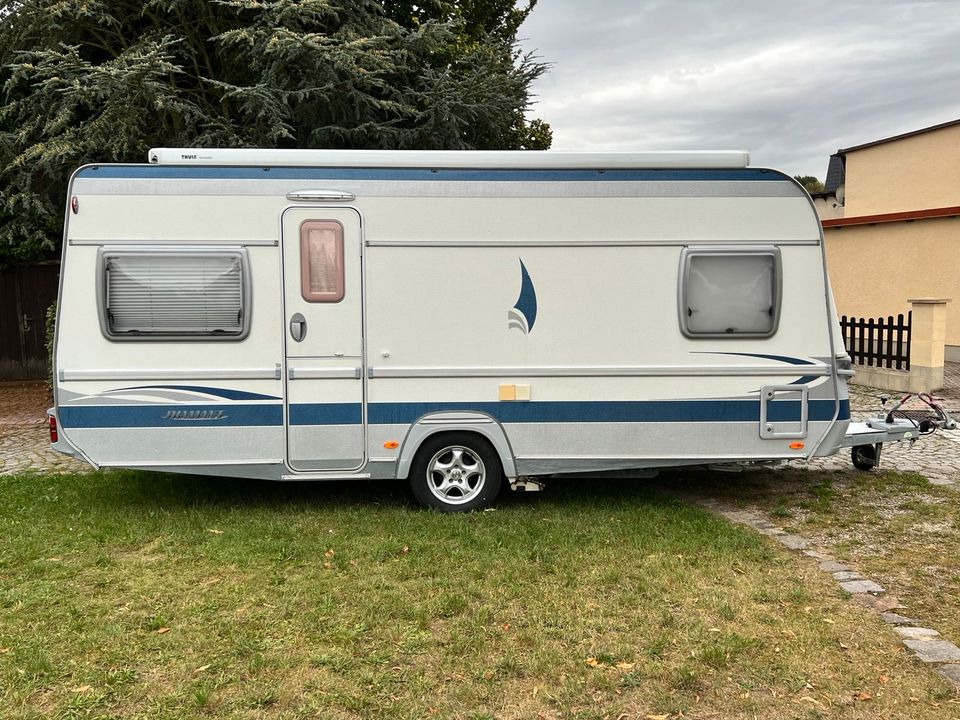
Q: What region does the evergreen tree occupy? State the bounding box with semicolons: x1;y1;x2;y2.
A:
793;175;825;194
0;0;551;265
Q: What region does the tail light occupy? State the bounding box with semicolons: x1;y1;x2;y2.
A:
49;415;59;443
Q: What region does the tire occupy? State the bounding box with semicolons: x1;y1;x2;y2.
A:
851;443;879;471
408;433;503;512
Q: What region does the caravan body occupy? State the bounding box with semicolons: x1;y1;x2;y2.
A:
51;149;851;509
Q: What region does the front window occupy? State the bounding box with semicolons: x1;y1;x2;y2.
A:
679;248;780;337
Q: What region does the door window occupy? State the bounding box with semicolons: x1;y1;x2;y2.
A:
300;221;345;303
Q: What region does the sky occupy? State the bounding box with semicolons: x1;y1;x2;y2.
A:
518;0;960;179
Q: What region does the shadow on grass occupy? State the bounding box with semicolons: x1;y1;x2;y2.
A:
83;469;413;512
21;463;890;522
651;464;933;520
656;465;845;498
6;469;775;569
45;467;698;517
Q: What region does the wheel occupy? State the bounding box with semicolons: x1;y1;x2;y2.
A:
408;433;503;512
851;443;880;471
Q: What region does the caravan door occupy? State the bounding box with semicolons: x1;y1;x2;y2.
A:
281;207;365;472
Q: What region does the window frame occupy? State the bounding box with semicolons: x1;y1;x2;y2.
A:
97;246;252;342
677;246;782;339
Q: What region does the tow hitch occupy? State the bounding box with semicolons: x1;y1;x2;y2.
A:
843;392;956;470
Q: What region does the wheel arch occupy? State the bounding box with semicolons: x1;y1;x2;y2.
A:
396;412;517;480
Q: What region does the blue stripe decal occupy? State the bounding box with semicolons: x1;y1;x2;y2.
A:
366;399;847;425
76;166;785;183
289;403;362;426
59;404;282;428
59;399;849;428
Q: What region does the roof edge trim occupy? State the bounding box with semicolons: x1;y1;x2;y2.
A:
837;118;960;155
822;205;960;228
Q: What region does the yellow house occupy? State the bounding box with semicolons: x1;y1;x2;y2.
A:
816;119;960;360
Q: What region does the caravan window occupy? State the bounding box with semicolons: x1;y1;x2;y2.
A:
99;248;249;340
300;221;345;303
679;248;781;337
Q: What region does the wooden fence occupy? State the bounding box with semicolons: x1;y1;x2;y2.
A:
0;263;59;380
840;312;911;370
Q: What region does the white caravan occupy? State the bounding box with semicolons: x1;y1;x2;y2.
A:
50;149;931;510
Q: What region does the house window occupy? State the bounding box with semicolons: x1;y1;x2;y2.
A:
100;248;249;340
679;248;780;337
300;221;345;303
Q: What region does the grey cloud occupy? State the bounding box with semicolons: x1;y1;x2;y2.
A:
520;0;960;177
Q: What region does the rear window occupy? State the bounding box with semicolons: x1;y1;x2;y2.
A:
99;247;250;340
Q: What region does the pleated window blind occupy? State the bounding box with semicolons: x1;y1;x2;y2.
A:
103;252;246;337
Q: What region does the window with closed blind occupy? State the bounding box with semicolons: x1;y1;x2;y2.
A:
98;248;250;340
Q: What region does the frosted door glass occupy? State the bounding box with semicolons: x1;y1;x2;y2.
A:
686;255;775;334
300;221;344;303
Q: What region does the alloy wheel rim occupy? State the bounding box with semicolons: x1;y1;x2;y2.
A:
426;446;486;505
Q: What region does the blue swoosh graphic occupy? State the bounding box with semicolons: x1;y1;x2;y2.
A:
513;259;538;333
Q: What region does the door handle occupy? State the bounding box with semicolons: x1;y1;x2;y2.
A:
290;313;306;342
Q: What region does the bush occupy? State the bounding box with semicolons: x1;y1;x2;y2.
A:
45;300;56;387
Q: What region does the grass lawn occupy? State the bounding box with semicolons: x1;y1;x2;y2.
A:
672;465;960;654
0;470;956;719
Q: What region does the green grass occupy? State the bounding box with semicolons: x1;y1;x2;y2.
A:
0;470;955;718
666;466;960;664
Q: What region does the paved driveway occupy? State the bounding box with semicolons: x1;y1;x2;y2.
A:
2;380;959;483
0;381;87;474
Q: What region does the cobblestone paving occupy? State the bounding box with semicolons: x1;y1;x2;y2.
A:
0;381;87;475
792;385;960;485
943;361;960;394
